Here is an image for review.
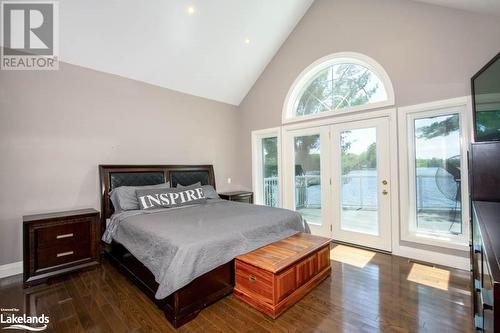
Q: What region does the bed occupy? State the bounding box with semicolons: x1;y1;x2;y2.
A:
99;165;307;327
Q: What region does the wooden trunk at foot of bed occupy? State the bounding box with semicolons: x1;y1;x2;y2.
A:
105;241;234;328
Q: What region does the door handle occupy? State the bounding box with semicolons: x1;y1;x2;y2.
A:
382;190;389;195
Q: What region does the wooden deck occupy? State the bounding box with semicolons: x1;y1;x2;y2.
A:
0;243;472;332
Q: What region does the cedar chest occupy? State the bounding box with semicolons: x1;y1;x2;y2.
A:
234;232;332;318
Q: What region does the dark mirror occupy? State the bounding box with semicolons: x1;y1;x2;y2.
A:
472;53;500;142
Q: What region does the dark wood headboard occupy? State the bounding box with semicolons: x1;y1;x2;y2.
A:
99;164;216;232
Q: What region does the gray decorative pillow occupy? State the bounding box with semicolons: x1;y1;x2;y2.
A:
177;182;219;199
136;186;207;210
110;182;170;212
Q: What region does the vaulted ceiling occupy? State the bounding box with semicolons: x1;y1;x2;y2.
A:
59;0;313;105
57;0;499;105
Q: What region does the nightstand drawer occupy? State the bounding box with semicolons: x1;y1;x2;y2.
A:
232;195;253;204
36;219;91;248
36;242;91;270
219;191;254;204
23;208;100;287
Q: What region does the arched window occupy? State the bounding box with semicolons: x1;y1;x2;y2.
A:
283;52;394;123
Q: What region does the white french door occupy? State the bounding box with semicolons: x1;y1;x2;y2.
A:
283;116;393;251
283;126;331;237
330;117;392;251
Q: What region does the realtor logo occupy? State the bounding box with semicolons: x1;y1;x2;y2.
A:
1;1;58;70
0;308;49;331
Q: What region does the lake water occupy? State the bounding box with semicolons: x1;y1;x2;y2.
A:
300;168;459;210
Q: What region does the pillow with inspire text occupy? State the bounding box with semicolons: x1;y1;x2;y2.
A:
177;182;220;199
136;186;206;210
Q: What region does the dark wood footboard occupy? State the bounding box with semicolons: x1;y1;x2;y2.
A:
99;165;234;327
105;241;234;328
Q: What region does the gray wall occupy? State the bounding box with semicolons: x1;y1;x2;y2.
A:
2;0;500;266
0;62;242;265
236;0;500;261
238;0;500;188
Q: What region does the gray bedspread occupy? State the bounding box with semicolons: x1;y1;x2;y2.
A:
103;199;308;299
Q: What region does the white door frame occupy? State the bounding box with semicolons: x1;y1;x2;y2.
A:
330;117;392;252
282;108;399;251
251;127;282;207
397;97;471;251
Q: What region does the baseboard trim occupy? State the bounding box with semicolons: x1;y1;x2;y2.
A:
0;261;23;279
331;240;469;271
393;246;469;270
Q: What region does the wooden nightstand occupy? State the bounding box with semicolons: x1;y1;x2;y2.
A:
219;191;254;204
23;208;101;287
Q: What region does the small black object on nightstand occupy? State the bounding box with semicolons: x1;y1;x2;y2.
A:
219;191;254;204
23;208;101;287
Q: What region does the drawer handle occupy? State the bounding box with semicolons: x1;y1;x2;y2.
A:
56;233;74;239
56;251;74;257
249;274;257;281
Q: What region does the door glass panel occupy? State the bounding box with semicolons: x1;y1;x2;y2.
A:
414;114;462;235
261;137;278;207
294;134;322;225
340;127;379;235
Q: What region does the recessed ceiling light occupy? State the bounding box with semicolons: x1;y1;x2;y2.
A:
187;6;195;15
244;38;251;45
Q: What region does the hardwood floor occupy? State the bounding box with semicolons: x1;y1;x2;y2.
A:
0;244;473;332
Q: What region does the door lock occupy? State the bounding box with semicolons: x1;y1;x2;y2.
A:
382;180;388;185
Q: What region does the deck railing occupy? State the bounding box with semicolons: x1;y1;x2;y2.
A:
263;177;279;207
263;173;460;211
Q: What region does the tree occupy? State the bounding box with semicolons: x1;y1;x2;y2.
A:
294;135;320;175
360;142;377;168
341;142;377;175
262;137;278;178
292;64;381;175
417;114;459;139
340;131;352;153
295;64;380;116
